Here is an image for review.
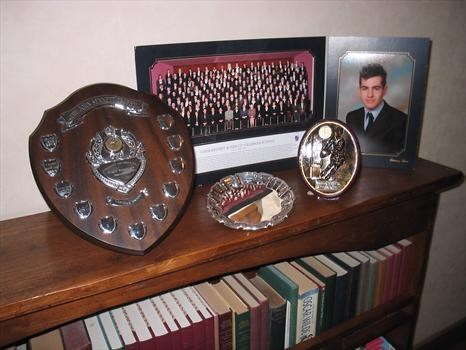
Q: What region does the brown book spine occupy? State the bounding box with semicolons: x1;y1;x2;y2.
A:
396;239;414;295
60;320;91;350
216;311;232;350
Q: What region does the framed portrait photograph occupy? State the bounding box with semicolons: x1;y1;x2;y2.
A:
135;37;326;183
325;36;431;170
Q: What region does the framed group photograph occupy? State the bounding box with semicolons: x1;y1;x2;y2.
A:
325;36;431;170
135;37;326;183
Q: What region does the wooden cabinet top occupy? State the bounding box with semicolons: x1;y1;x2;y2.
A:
0;158;462;345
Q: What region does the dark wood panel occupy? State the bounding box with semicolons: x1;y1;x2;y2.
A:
0;158;463;347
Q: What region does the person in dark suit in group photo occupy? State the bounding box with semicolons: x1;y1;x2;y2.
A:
346;63;408;155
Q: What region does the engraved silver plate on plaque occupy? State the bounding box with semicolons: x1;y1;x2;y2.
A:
57;95;149;132
106;188;149;207
86;125;146;194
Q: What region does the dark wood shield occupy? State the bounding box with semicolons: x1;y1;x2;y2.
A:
29;83;194;255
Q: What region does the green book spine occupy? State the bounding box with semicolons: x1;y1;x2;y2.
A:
235;311;250;350
269;301;286;350
258;265;298;347
296;258;336;331
316;285;325;335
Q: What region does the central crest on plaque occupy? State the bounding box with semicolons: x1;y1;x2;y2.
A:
86;126;146;194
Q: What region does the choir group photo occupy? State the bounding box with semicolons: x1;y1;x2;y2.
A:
153;59;312;137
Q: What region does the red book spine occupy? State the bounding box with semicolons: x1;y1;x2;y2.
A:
378;249;394;303
169;327;183;350
148;326;171;350
134;333;154;350
396;242;407;296
175;320;193;350
125;341;139;350
249;303;261;350
365;336;384;349
187;314;204;350
388;247;403;299
186;287;215;350
258;298;269;350
195;309;215;350
204;313;216;350
396;239;413;296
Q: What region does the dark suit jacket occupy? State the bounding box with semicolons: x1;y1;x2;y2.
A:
346;101;407;155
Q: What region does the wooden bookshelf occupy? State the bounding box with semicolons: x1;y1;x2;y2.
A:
0;158;463;349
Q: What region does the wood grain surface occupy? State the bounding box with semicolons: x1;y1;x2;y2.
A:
0;158;462;347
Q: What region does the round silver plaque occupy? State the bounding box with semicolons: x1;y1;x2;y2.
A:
298;119;361;199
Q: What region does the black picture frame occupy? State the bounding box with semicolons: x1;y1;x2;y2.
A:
135;37;326;183
325;36;431;170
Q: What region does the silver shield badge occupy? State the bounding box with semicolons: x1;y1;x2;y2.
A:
40;133;59;152
150;203;168;221
169;157;185;174
42;159;61;177
129;222;147;240
74;200;93;219
55;180;73;199
157;113;174;130
86;126;146;193
166;134;184;151
163;181;180;198
99;216;117;234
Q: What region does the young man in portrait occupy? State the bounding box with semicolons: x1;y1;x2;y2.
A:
346;63;407;155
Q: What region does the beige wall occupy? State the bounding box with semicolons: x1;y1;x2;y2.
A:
1;0;465;345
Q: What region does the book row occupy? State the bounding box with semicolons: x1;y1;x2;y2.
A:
9;238;412;350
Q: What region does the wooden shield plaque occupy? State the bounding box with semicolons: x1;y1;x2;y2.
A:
29;83;194;255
